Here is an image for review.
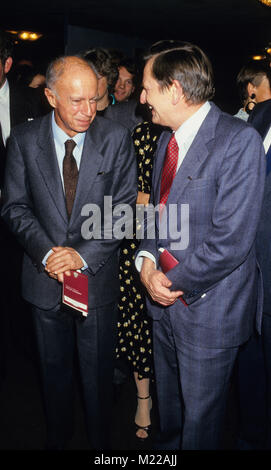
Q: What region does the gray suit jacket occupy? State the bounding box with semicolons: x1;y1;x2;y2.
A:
139;103;266;348
104;100;143;132
1;112;137;311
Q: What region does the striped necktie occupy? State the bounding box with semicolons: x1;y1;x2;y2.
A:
160;133;179;212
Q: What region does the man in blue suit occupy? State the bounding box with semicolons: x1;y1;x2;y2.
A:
250;99;271;449
235;98;271;449
136;41;266;450
1;56;137;449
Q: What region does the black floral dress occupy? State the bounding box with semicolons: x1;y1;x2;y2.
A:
116;121;163;380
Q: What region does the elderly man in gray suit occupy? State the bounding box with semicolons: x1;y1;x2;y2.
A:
135;41;266;450
1;56;137;450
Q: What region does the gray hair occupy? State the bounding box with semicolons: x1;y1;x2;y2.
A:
46;55;98;94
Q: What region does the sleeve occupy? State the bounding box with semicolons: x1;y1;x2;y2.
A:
71;128;138;275
166;125;266;301
1;129;55;265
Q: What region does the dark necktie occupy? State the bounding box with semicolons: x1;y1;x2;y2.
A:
160;133;179;211
63;139;78;218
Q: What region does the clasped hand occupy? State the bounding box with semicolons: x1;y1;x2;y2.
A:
140;258;183;306
45;246;83;283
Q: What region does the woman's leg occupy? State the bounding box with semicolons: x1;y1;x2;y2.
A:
134;372;152;439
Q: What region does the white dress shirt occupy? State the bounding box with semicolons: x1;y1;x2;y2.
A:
51;112;86;183
0;79;10;146
135;101;211;271
263;125;271;154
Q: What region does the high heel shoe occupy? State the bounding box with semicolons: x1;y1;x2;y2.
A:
135;395;152;441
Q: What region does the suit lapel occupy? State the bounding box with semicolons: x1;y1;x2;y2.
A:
159;104;218;209
69;120;104;225
35;113;68;224
253;100;271;139
9;83;16;128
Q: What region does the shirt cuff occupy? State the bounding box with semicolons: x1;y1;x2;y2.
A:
42;249;52;266
79;255;88;271
135;250;157;272
42;250;88;271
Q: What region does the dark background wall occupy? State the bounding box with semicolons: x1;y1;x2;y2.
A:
66;25;149;57
2;0;271;113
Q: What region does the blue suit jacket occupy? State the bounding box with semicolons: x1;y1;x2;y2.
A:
139;103;266;348
248;99;271;139
249;99;271;314
1;112;137;311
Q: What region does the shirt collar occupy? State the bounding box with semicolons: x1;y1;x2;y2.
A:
174;101;211;149
0;78;9;100
51;111;86;150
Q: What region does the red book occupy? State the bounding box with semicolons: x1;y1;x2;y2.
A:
62;271;89;317
159;248;188;306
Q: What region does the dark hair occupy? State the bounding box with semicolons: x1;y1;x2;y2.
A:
46;56;98;93
236;60;271;103
0;30;14;65
83;48;119;94
118;58;137;81
144;40;215;104
117;58;140;99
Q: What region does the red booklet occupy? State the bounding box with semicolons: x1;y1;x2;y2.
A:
159;248;188;306
62;271;89;317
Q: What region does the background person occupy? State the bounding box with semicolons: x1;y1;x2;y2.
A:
114;58;136;103
116;120;163;440
83;48;118;115
234;60;271;121
235;97;271;449
105;58;147;132
0;29;42;391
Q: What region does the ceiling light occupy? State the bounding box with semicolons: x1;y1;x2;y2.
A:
259;0;271;6
18;31;42;41
252;55;266;60
19;32;29;40
29;33;38;41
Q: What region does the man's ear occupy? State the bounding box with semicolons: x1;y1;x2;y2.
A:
4;57;12;75
247;82;256;98
44;88;57;108
170;80;184;105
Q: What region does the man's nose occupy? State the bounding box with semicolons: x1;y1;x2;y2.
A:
82;101;92;115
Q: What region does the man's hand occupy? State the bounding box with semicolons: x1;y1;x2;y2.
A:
45;246;84;283
140;257;183;306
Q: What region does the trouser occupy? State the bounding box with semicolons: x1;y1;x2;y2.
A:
32;301;118;450
236;329;267;448
262;312;271;448
153;312;239;450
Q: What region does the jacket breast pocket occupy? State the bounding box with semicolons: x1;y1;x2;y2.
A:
94;169;114;182
187;177;214;190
